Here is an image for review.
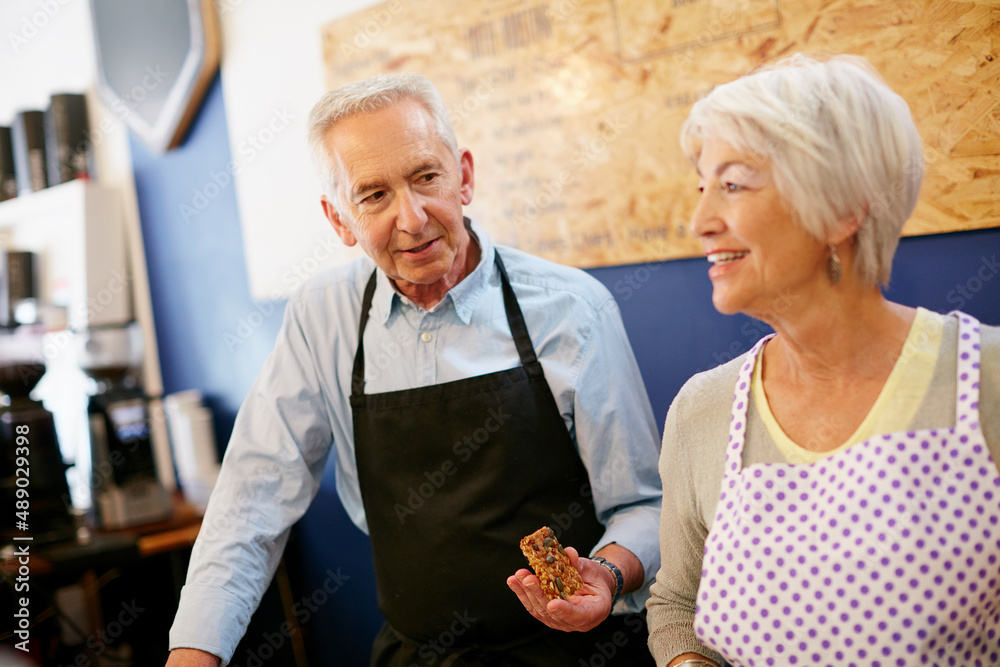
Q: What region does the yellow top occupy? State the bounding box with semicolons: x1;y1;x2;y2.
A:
754;307;946;464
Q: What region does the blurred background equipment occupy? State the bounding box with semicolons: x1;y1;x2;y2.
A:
76;322;172;529
163;389;219;512
44;92;92;186
0;250;36;328
0;326;76;546
0;126;17;202
10;109;48;194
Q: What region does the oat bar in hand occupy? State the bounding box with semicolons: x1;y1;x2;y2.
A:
519;526;583;600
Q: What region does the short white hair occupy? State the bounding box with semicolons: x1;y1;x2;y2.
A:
306;72;459;203
681;54;924;287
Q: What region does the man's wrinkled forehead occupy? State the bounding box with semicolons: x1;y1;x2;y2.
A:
324;101;452;199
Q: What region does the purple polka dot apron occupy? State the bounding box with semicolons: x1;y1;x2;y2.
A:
694;312;1000;667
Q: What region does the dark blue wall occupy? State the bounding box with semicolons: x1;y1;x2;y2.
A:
589;230;1000;425
133;74;1000;665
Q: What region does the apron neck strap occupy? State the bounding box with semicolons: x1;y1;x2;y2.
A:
951;311;982;436
725;334;773;473
726;311;984;471
494;251;540;368
351;271;379;397
351;251;539;397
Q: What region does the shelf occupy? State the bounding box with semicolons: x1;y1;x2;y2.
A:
0;179;130;330
0;180;91;226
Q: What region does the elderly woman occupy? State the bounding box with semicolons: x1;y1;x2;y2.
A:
646;54;1000;667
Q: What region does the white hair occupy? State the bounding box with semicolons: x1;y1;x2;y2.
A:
306;72;459;204
681;54;924;287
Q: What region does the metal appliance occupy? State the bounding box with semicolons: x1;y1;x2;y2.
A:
76;322;171;528
0;328;76;544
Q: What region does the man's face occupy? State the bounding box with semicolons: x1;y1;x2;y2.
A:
321;98;476;300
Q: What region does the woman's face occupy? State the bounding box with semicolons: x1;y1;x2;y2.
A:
690;137;829;320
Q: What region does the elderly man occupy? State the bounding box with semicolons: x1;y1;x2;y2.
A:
166;73;660;666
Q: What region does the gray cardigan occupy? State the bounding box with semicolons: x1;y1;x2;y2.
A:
646;315;1000;666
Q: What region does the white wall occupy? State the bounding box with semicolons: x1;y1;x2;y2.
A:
218;0;377;301
2;1;94;119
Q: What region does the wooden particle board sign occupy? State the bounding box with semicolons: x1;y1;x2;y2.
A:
321;0;1000;269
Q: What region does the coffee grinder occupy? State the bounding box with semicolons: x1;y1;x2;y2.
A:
0;328;76;545
76;322;171;528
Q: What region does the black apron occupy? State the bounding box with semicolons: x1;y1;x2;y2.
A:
351;253;653;666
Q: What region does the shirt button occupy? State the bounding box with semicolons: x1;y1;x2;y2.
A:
420;332;432;342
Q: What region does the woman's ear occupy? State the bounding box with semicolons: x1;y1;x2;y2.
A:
828;207;864;247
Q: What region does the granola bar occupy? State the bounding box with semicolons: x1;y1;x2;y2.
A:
519;526;583;600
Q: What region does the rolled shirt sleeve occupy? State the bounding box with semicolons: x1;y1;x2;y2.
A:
169;297;336;665
572;294;663;613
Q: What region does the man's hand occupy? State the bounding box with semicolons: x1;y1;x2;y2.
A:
165;648;221;666
506;546;617;632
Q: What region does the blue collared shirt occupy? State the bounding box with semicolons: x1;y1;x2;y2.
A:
169;222;662;664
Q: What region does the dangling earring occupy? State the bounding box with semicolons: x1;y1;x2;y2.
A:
828;245;842;286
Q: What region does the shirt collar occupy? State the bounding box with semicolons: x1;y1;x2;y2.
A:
370;218;496;326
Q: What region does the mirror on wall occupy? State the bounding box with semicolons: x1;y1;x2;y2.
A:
89;0;220;153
